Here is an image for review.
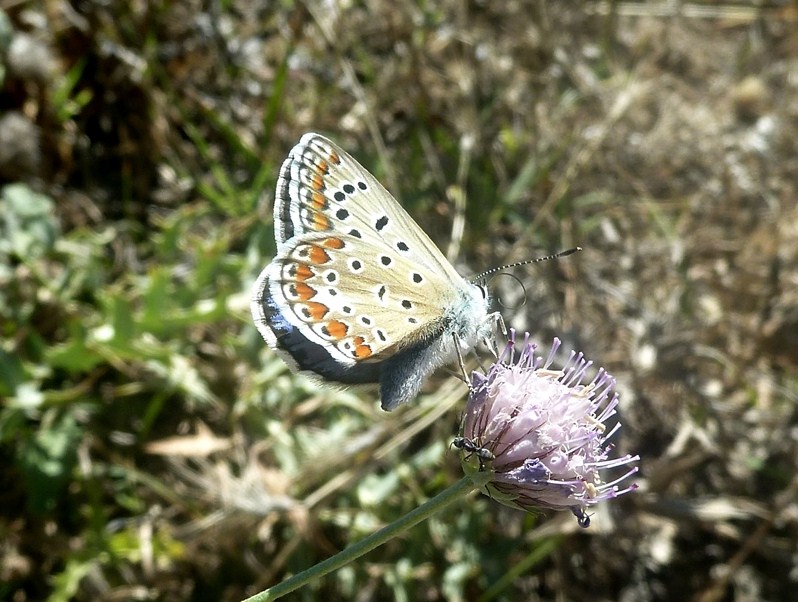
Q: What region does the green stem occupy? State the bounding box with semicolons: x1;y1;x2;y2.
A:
242;473;490;602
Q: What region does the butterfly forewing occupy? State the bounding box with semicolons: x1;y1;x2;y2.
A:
278;134;465;280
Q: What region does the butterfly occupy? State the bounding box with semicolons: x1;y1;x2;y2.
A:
250;133;499;410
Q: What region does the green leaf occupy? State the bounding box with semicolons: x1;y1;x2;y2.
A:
0;184;59;259
45;319;105;374
0;346;26;396
16;410;82;514
47;556;96;602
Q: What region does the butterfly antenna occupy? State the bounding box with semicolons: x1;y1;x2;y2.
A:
470;247;582;283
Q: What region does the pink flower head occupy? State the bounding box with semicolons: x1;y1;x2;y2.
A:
459;332;639;527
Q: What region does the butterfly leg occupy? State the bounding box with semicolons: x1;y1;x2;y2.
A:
481;311;505;358
494;311;507;336
452;331;470;384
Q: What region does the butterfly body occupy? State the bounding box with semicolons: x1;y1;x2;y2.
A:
251;133;494;410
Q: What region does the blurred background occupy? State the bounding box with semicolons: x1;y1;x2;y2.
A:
2;1;797;600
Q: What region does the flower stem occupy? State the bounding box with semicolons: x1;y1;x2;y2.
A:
242;473;490;601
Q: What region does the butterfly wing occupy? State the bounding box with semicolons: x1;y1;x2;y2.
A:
273;132;463;281
253;133;470;364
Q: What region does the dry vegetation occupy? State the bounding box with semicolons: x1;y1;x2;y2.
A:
1;1;797;601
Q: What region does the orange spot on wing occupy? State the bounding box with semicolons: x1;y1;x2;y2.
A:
323;237;345;249
295;282;316;301
354;343;372;359
310;172;324;191
318;159;329;174
295;264;314;281
305;302;330;320
326;320;348;339
312;213;330;231
308;245;331;264
311;191;327;209
328;150;340;164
